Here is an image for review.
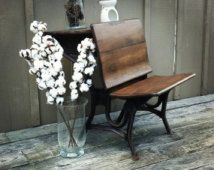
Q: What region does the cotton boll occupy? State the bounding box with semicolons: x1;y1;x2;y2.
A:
31;49;39;58
69;81;77;89
80;83;89;92
72;72;83;82
46;78;55;88
77;44;83;53
57;87;66;95
89;42;95;51
30;21;39;34
52;61;62;72
32;33;42;44
84;66;94;76
88;53;96;64
42;35;53;44
31;44;40;52
38;81;47;90
33;59;44;71
46;92;54;104
19;49;31;58
55;78;66;87
41;51;47;58
71;89;79;101
37;31;43;37
49;88;58;98
71;93;79;101
45;47;52;55
29;67;37;74
43;61;52;68
49;68;58;77
41;71;51;82
38;22;47;32
73;62;85;72
56;97;64;105
79;52;87;59
86;79;92;86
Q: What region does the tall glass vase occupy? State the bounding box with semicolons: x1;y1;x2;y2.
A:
65;0;85;29
57;97;88;158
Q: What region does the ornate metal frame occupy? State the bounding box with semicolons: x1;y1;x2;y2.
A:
86;88;171;160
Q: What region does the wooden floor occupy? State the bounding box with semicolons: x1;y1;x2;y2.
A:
1;94;214;170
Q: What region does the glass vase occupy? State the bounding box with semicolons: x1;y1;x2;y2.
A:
64;0;85;29
57;97;88;158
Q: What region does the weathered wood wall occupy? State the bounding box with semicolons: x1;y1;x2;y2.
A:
0;0;213;132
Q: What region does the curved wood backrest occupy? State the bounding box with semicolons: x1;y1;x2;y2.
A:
92;19;152;89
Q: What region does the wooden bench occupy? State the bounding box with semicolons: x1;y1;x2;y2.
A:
86;19;195;160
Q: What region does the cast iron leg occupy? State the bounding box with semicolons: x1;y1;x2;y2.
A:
86;95;96;130
160;92;171;134
125;101;139;160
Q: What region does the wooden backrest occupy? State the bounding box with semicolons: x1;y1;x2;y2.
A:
92;19;152;89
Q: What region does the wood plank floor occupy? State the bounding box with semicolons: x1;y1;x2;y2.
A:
1;94;214;170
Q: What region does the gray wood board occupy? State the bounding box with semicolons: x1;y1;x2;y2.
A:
175;0;205;99
0;94;214;169
0;0;31;132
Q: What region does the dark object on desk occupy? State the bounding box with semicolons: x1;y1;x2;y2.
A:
86;19;196;160
65;0;85;28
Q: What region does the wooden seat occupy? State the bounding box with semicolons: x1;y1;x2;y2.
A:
87;19;195;160
111;73;195;98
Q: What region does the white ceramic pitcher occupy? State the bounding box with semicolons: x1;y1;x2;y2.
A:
99;0;119;22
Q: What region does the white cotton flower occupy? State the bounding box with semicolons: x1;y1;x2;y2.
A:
57;87;66;95
56;97;64;105
33;59;44;71
52;61;62;72
32;33;42;44
71;89;79;101
29;67;36;74
45;47;52;55
19;49;31;58
69;81;77;89
30;21;39;34
89;42;95;51
37;31;43;37
43;61;52;68
86;79;92;86
72;72;83;82
38;81;47;90
80;83;89;92
84;66;94;76
42;35;53;44
74;62;85;72
41;51;47;58
41;71;51;82
49;68;58;77
31;49;39;57
88;53;96;64
38;22;47;32
77;44;83;53
79;52;87;59
55;77;66;87
47;93;55;104
31;43;40;49
46;78;55;88
49;88;58;98
81;38;90;48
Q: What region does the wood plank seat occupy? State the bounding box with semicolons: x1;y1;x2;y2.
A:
111;74;195;98
87;19;196;160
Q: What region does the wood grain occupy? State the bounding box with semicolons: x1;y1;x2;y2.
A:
92;19;145;53
92;19;151;89
1;95;214;169
101;43;152;88
111;73;196;98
